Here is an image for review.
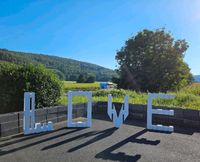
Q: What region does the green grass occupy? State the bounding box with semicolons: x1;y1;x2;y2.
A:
63;81;100;91
58;82;200;110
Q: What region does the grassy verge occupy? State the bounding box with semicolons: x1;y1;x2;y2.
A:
58;83;200;110
63;81;100;91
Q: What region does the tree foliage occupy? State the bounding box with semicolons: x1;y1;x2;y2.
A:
0;62;62;113
115;29;193;92
86;74;96;83
76;73;96;83
77;74;86;83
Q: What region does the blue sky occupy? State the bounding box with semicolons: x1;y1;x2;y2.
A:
0;0;200;74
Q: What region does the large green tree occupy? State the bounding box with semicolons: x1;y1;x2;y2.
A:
115;29;193;92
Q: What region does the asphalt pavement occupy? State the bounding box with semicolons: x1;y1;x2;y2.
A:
0;115;200;162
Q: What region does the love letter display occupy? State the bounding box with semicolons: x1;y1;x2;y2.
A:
147;93;175;132
23;91;176;135
23;92;53;135
67;91;92;128
107;94;129;128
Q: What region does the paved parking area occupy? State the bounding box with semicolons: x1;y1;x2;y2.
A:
0;115;200;162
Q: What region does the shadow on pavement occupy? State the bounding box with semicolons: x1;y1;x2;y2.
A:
42;127;116;151
41;130;97;151
68;127;117;152
0;126;80;147
95;129;160;162
0;128;84;156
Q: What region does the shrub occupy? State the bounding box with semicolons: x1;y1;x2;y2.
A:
0;62;62;113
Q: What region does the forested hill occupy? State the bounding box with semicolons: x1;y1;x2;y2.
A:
0;49;117;81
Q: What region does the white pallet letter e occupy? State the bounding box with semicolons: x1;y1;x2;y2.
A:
147;93;175;132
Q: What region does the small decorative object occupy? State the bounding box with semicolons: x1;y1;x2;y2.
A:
67;91;92;127
107;94;129;128
23;92;54;135
147;93;175;132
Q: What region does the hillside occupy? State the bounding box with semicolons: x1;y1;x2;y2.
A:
0;49;117;81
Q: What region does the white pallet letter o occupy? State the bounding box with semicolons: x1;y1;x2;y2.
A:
67;91;92;127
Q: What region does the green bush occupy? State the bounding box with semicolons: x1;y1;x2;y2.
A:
0;62;62;113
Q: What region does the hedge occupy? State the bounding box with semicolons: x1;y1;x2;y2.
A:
0;62;62;113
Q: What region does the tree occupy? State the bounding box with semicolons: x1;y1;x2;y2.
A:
115;29;193;92
76;73;96;83
86;74;96;83
0;62;62;113
51;69;65;80
77;74;86;83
